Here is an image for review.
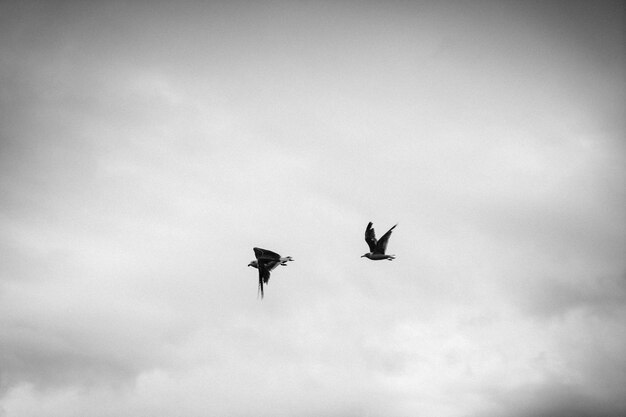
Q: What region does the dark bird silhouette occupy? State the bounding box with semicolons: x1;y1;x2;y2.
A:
362;222;397;260
248;247;293;298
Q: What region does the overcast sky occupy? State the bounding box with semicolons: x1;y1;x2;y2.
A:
1;1;624;416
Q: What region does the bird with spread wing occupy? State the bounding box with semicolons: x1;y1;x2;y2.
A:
361;222;397;260
248;247;293;298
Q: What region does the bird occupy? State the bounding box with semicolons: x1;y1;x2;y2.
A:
248;247;293;298
362;222;397;260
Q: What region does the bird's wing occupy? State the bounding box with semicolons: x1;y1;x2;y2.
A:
257;264;272;298
376;224;397;254
364;222;378;252
253;247;281;261
264;260;281;272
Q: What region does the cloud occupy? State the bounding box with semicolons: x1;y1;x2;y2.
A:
477;381;626;417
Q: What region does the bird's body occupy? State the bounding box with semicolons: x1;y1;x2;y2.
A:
248;247;293;298
362;253;395;261
362;222;397;260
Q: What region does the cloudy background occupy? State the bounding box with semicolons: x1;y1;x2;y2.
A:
1;1;624;416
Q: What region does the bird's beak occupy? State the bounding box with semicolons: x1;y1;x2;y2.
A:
361;254;366;258
247;263;252;267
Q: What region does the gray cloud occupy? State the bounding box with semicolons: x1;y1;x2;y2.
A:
477;381;626;417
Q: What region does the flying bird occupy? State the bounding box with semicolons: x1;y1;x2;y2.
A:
362;222;397;260
248;247;293;298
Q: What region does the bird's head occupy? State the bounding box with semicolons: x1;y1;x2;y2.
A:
361;253;371;259
248;260;258;268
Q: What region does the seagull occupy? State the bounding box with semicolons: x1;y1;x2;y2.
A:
362;222;397;260
248;247;293;298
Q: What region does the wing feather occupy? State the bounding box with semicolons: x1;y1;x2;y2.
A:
364;222;377;252
376;224;397;254
254;247;281;261
257;264;272;298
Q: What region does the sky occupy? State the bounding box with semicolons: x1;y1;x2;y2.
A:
0;1;624;416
